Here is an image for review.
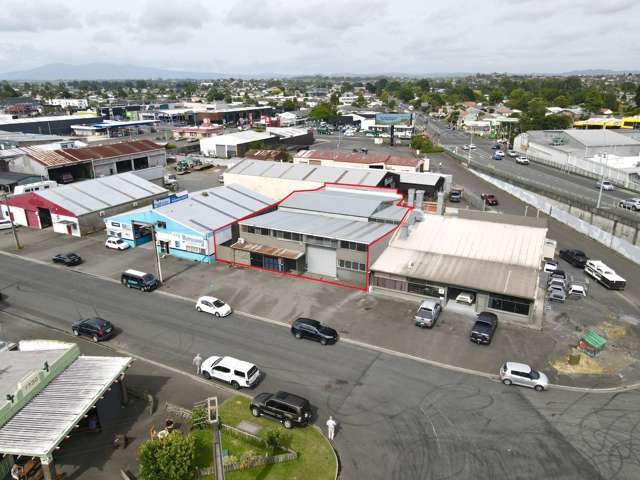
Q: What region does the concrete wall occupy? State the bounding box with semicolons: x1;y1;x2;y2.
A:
368;231;395;266
216;244;235;262
336;267;366;287
5;153;48;177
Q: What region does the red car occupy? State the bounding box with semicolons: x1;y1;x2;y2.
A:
481;194;498;206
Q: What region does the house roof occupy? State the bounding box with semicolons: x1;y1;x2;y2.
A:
371;214;547;299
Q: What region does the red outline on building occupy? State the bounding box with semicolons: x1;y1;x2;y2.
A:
212;183;412;291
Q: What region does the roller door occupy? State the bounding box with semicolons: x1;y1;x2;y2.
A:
306;245;337;277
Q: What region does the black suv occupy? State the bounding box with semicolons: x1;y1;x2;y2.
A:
559;249;588;268
291;318;338;345
72;317;114;342
52;253;83;266
250;391;312;429
470;312;498;345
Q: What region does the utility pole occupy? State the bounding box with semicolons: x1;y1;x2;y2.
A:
2;194;21;249
596;152;608;209
206;397;224;480
149;226;163;283
467;131;473;167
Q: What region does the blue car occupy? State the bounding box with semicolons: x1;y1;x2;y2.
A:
494;151;504;160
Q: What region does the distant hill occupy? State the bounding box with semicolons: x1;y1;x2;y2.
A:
0;63;231;81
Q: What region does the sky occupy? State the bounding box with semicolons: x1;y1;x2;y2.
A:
0;0;639;75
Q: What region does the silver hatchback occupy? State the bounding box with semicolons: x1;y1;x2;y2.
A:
500;362;549;391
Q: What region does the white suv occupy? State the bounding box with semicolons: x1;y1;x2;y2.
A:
105;237;130;250
201;355;261;389
500;362;549;391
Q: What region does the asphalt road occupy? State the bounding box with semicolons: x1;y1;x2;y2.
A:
2;255;640;479
414;112;636;210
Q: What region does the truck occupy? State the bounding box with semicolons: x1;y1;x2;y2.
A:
449;185;464;202
584;260;626;290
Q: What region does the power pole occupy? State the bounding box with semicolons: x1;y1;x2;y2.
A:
2;194;21;250
206;397;225;480
149;226;163;283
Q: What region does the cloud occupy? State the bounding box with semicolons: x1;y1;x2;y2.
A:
138;0;212;30
0;1;77;32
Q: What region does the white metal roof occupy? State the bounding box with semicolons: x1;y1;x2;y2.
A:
201;130;273;146
0;355;131;457
37;172;167;216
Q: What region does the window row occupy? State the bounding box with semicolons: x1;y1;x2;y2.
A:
340;240;367;251
488;294;530;316
338;259;366;272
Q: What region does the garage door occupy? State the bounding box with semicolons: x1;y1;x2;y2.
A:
306;245;337;277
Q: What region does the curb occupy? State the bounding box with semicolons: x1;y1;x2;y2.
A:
2;249;638;394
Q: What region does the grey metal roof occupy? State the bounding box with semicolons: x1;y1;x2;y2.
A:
399;172;441;187
241;210;395;243
157;184;272;234
370;204;407;222
279;188;401;219
226;159;388;186
0;355;131;457
37;172;167;216
564;129;640;147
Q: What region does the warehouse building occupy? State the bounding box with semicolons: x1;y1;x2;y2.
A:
104;184;272;263
0;114;103;135
216;186;409;289
200;130;277;158
513;129;640;190
223;159;399;200
294;149;424;172
0;340;131;480
2;139;166;183
370;211;549;324
1;172;167;236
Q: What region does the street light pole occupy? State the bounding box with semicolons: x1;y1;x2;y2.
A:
467;131;473;167
2;194;21;249
596;152;607;209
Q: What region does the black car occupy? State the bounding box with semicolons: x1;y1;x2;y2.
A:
52;253;83;266
250;391;312;429
559;249;588;268
470;312;498;345
72;317;114;342
491;144;501;150
481;194;499;206
291;318;338;345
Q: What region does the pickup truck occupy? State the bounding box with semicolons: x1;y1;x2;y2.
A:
470;312;498;345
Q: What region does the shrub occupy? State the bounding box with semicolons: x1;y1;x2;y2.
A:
188;406;208;430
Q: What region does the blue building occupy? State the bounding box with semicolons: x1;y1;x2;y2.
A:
104;184;272;263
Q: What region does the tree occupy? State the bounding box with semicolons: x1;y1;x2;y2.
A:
488;88;504;105
329;92;339;105
309;102;337;120
138;431;197;480
583;87;604;113
352;94;367;108
387;99;396;109
507;88;530;110
410;135;443;153
553;95;570;108
398;84;415;103
282;98;297;110
0;81;18;98
603;90;618;111
635;84;640;108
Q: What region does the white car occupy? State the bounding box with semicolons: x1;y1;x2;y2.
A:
568;284;587;297
200;355;261;389
462;145;469;150
543;260;558;273
468;143;476;149
596;180;614;191
507;150;517;157
105;237;130;250
500;362;549;391
455;292;476;305
0;219;14;231
516;156;529;165
195;296;232;317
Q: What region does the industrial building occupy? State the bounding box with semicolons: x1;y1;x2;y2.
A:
104;184;272;263
216;186;409;289
172;120;224;140
513;129;640;190
370;211;550;324
1;139;166;183
223;159;399;200
70;119;160;137
0;171;43;194
1;172;167;236
200;130;277;158
294;149;424;172
0;114;103;135
0;131;71;149
0;340;131;480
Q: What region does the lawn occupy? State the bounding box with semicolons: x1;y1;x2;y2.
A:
197;395;336;480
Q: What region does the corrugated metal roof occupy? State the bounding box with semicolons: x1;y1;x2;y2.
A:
201;130;273;146
279;188;400;218
399;172;441;187
157;184;272;234
241;210;393;243
37;172;167;216
0;355;131;457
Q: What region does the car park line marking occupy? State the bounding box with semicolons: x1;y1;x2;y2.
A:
3;249;640;394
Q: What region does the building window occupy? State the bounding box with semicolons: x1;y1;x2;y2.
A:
407;277;441;298
186;245;206;255
259;228;269;236
488;294;531;316
373;274;406;291
247;226;256;234
340;240;366;251
338;259;366;272
306;235;337;248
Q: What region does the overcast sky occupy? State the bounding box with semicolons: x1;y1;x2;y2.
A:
0;0;638;75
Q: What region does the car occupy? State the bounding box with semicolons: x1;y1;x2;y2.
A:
500;362;549;391
568;284;587;297
548;289;566;303
559;249;588;268
515;156;529;165
491;144;501;150
468;143;476;149
195;296;232;317
291;317;338;345
200;355;261;390
596;180;614;191
105;237;130;250
121;269;158;292
543;260;558;272
0;339;18;352
547;278;567;290
72;317;114;342
470;312;498;345
250;391;312;429
493;151;505;160
549;269;566;280
0;219;14;231
414;299;442;328
455;292;476;305
462;145;469;150
449;189;462;202
507;150;517;157
52;252;83;266
480;193;498;206
618;198;640;211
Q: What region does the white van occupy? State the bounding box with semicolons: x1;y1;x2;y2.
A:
14;180;58;195
200;355;261;389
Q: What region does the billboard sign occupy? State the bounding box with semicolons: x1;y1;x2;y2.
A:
375;112;412;126
153;191;189;209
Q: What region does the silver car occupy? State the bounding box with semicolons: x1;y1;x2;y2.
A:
414;299;442;328
500;362;549;391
